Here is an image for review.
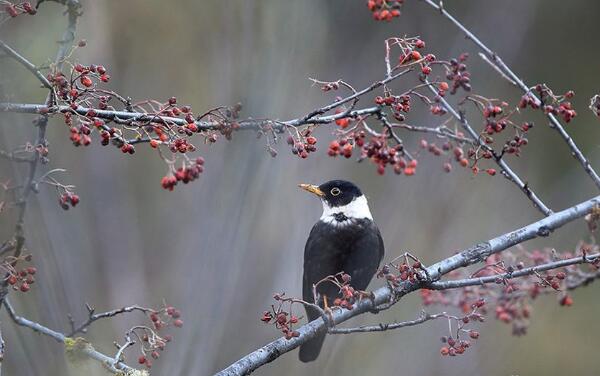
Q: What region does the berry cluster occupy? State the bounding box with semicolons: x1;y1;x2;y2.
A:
377;253;428;287
161;157;205;191
331;273;358;309
444;54;471;94
58;191;80;210
375;94;415;121
419;246;597;342
136;305;183;369
286;128;317;159
367;0;404;21
4;255;36;293
519;85;577;123
45;49;223;191
3;1;36;18
312;272;361;310
261;293;302;340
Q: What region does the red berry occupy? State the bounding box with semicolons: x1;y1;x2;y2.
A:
5;4;18;17
173;319;184;328
7;275;17;285
560;295;573;306
20;282;30;292
69;194;80;206
138;356;147;364
80;76;93;87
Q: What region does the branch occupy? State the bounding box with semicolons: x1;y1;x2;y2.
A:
301;67;413;121
215;194;600;375
429;252;600;290
2;299;135;373
0;102;383;134
328;311;447;334
68;304;154;337
420;0;600;190
0;41;52;90
390;122;476;145
0;149;32;163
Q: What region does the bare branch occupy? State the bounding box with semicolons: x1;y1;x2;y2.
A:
329;311;448;334
68;304;154;337
0;149;32;163
0;40;52;89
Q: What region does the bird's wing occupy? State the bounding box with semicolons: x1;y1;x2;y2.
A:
341;220;385;291
302;222;345;310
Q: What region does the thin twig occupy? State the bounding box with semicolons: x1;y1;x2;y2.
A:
329;311;448;334
68;304;153;337
0;40;52;89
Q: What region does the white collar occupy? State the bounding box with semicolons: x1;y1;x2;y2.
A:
320;195;373;224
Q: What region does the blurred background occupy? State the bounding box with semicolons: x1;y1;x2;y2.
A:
1;0;600;375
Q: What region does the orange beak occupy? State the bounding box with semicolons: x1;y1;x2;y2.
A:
299;183;325;198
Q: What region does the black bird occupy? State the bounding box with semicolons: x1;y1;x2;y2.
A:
298;180;385;362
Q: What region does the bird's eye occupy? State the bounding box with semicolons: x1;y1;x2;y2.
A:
331;187;341;196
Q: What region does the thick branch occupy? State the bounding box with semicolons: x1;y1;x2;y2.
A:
421;0;600;190
216;194;600;375
0;102;383;133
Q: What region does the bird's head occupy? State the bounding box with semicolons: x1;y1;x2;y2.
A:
299;180;372;223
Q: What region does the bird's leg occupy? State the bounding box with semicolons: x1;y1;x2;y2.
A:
321;295;336;326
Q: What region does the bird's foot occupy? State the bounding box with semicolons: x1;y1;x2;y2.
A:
357;290;380;314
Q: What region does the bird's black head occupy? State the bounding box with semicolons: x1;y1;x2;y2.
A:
299;179;363;207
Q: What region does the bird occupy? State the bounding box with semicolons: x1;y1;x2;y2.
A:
298;179;385;362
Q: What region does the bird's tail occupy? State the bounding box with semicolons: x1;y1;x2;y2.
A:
299;305;326;362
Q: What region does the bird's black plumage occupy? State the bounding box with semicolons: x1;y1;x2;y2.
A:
298;180;384;362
